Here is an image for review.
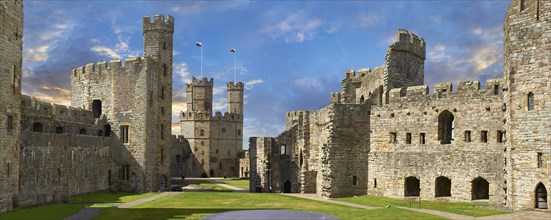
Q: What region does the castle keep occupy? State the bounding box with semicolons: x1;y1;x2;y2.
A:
250;0;550;211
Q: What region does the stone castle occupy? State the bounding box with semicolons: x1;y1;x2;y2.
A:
250;0;550;211
0;0;244;213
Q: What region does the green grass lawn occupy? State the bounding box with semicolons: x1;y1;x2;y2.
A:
69;190;159;207
216;178;250;190
94;192;447;220
185;179;234;192
335;195;511;217
0;191;160;220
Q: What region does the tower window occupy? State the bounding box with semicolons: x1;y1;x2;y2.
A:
528;92;535;111
419;133;426;144
161;124;164;139
493;85;499;95
537;153;543;168
120;125;130;143
352;176;358;186
7;116;13;133
92;100;102;118
163;64;167;77
497;130;505;143
438;110;454;144
374;178;377;188
405;133;412;144
481;131;488;143
465;130;472;142
161;86;165;99
237;129;241;135
390;132;397;144
122;165;130;181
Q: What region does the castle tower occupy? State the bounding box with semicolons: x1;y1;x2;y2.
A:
503;0;550;210
141;14;174;191
0;0;23;213
186;77;214;113
227;82;244;115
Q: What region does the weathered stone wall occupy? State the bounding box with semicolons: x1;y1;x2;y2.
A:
170;135;191;178
369;80;507;204
504;0;551;211
17;132;115;207
0;0;23;213
383;29;426;91
249;137;276;192
239;150;250;178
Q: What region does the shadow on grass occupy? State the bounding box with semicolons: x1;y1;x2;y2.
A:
96;208;275;220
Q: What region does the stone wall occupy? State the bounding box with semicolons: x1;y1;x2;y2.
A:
170;135;191;178
239;150;250;178
0;0;23;213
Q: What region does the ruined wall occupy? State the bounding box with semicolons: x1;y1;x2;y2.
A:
239;151;250;178
369;79;507;205
0;0;23;213
383;29;426;91
504;0;551;211
170;135;191;178
249;137;276;192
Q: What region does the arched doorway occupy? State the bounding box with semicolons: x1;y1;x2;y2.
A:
438;110;454;144
284;180;291;193
435;176;451;197
471;177;489;200
131;173;137;190
535;183;548;209
405;176;420;196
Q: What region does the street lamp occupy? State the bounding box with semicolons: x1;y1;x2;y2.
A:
195;42;203;78
230;48;237;83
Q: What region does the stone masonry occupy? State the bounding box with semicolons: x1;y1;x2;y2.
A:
250;0;550;211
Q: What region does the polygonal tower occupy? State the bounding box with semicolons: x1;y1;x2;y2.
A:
503;0;550;211
0;0;23;213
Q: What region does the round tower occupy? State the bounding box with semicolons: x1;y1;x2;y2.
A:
227;81;244;115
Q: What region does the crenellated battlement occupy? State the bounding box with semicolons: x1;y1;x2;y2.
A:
71;57;144;80
179;111;242;122
383;78;505;105
186;77;214;90
389;29;426;59
330;92;341;104
143;14;174;33
21;95;99;124
227;81;245;90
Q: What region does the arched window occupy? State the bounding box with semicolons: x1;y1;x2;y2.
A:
535;183;548;209
55;126;64;134
32;122;43;132
359;95;365;104
528;92;535;111
438;110;454;144
92;100;102;118
435;176;452;197
79;128;87;135
405;176;420;196
104;124;111;137
471;177;489;200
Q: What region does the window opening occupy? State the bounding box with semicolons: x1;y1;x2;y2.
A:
481;131;488;143
419;133;426;144
528;92;535;110
120;125;129;143
406;133;412;144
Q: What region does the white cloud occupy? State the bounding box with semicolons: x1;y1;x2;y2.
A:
244;79;264;90
213;97;228;111
91;46;121;59
261;13;323;43
24;45;50;62
356;12;379;28
428;43;451;63
173;63;192;84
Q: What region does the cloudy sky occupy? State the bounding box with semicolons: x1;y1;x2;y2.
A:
22;1;510;148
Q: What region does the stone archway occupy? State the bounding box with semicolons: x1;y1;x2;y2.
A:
404;176;420;196
471;177;489;200
435;176;451;197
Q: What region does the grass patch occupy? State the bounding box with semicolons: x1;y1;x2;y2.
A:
335;195;511;217
185;180;234;192
216;179;250;190
94;192;447;220
0;203;85;220
69;190;159;208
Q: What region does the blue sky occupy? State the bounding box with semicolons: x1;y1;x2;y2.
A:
22;0;510;149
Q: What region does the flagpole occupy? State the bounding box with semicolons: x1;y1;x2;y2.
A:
196;42;203;78
230;48;237;83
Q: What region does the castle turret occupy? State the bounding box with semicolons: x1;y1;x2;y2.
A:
227;82;244;115
143;14;174;61
186;77;214;113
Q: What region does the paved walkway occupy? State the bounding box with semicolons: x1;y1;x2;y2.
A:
117;191;181;208
203;210;339;220
283;193;378;210
63;207;102;220
207;179;249;193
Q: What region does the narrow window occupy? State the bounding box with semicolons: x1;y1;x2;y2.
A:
237;129;241;135
406;133;412;144
7;163;10;176
537;153;543;168
12;65;16;94
528;92;535;111
200;129;205;136
497;130;504;143
122;165;129;181
419;133;426;144
79;128;87;135
280;145;286;155
161;124;164;139
390;132;397;144
161;148;164;163
359;95;365;104
520;0;526;11
92;100;102;118
493;85;499;95
352;176;358;186
481;131;488;143
374;178;377;188
465;130;472;142
161;86;165;99
7;116;13;133
438;110;454;144
120;125;129;143
149;92;153;107
161;107;165;115
163;64;167;77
